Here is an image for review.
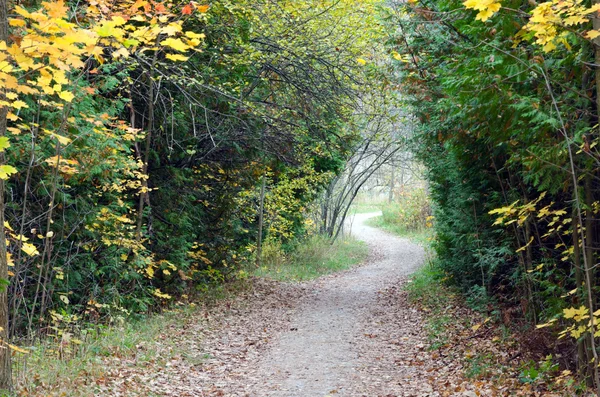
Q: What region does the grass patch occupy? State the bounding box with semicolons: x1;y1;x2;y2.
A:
464;352;496;379
253;234;368;281
405;263;451;313
348;203;382;214
405;263;456;350
365;215;434;246
15;305;200;396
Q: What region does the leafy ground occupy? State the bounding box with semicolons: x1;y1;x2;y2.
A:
403;264;589;396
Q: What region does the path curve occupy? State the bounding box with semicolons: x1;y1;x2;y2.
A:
248;212;426;396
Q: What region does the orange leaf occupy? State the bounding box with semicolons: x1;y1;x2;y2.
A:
182;4;193;14
197;5;210;13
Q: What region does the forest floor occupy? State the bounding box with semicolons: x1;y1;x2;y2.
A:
21;213;582;396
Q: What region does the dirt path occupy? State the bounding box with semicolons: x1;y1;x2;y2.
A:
86;213;440;397
244;212;426;396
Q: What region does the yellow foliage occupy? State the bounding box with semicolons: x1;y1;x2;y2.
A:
463;0;502;21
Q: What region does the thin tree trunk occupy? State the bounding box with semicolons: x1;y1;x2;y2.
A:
0;0;13;389
543;62;600;392
584;172;597;387
136;52;159;241
573;211;588;380
256;175;266;266
388;166;395;203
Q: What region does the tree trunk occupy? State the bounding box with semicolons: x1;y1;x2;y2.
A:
388;166;395;203
256;175;266;266
136;54;159;241
573;212;588;380
0;0;13;389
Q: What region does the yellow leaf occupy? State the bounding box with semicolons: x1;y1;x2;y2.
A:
586;30;600;40
161;23;182;36
161;38;189;52
185;31;205;40
153;288;171;299
0;165;17;180
11;100;28;110
165;54;189;62
0;137;10;152
356;58;367;65
536;318;557;328
42;130;71;146
8;344;29;354
8;19;26;27
112;47;130;59
58;91;75;102
21;242;39;257
585;4;600;14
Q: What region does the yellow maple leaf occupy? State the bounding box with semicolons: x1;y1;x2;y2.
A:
586;30;600;39
166;53;189;62
58;91;75;102
161;23;182;36
8;19;26;27
21;242;39;257
161;38;189;52
0;165;17;180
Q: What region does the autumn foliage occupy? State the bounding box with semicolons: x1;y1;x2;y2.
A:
0;0;383;390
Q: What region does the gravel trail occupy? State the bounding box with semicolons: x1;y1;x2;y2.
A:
247;212;426;396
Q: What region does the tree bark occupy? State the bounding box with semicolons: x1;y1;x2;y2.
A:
256;175;266;266
0;0;13;389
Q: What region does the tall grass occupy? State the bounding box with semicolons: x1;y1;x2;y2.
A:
348;203;382;214
253;235;368;281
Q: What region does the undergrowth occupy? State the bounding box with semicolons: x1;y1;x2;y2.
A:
363;190;434;246
16;307;193;395
253;234;368;281
14;280;250;396
405;263;455;349
405;261;587;394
